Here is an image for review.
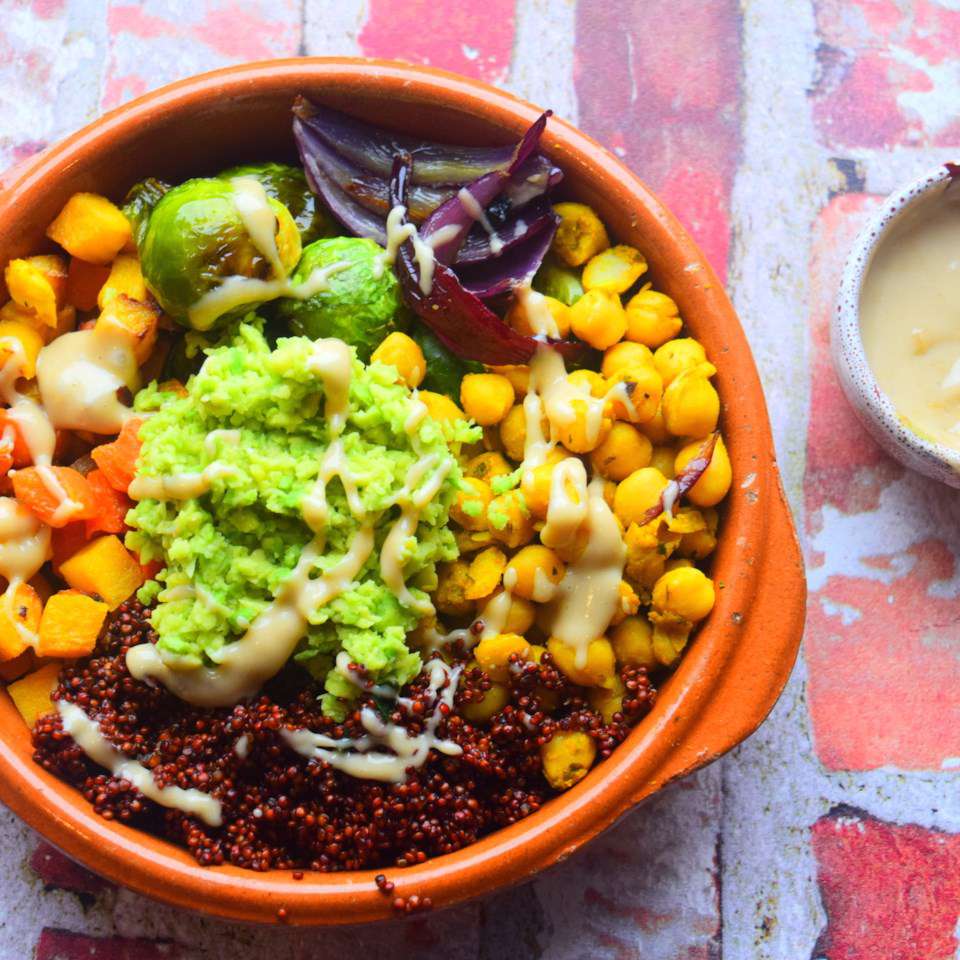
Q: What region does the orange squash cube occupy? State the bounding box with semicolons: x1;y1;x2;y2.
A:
4;256;66;328
97;254;147;310
0;581;42;661
0;318;44;378
95;294;160;365
7;661;61;728
59;534;144;609
37;590;108;658
46;193;131;265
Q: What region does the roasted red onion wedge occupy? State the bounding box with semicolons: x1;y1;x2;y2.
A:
390;154;582;365
639;432;720;526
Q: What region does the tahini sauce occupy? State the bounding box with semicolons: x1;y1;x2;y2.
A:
861;185;960;451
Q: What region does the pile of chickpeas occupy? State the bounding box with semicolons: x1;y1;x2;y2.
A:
370;201;732;791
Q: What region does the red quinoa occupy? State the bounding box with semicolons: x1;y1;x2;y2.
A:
33;600;656;872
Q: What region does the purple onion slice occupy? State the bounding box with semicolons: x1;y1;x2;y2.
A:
639;433;720;526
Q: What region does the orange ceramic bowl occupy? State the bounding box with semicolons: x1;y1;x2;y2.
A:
0;59;805;925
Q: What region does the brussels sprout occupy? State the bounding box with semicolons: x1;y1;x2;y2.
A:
219;162;336;245
275;237;405;360
533;254;584;306
123;178;170;247
410;326;482;397
139;177;302;330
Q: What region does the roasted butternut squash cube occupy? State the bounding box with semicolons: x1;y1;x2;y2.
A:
7;661;61;728
66;257;111;311
97;254;147;310
95;294;160;365
0;581;42;661
46;193;131;265
4;256;66;328
38;590;108;658
59;534;144;609
0;318;44;379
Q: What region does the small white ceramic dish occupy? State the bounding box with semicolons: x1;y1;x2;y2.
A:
834;162;960;488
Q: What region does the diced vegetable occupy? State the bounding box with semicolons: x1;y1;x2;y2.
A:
97;254;148;310
7;661;61;728
0;412;32;470
46;193;132;265
66;258;111;312
37;590;109;658
90;417;143;492
4;256;65;328
0;318;44;378
0;581;42;661
84;469;131;537
95;294;160;364
59;534;144;609
551;202;610;267
541;731;597;789
12;466;99;527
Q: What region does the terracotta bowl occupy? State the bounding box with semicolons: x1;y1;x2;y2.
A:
834;163;960;488
0;59;805;925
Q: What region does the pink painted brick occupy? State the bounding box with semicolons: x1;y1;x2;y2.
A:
30;842;109;897
358;0;516;84
574;0;741;279
812;808;960;960
36;929;181;960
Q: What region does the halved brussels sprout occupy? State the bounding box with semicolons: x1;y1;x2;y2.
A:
219;162;336;245
533;253;584;306
123;178;170;248
275;237;405;360
410;326;482;397
138;177;301;330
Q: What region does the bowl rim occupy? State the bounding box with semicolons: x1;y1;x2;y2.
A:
833;162;960;484
0;56;806;925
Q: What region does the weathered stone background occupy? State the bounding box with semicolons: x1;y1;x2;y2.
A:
2;0;959;956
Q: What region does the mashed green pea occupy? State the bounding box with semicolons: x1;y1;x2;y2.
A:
126;322;478;714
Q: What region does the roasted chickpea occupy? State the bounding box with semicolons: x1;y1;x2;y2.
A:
582;244;647;294
662;372;720;439
611;616;656;668
569;288;627;350
589;676;626;722
653;337;712;386
568;368;608;398
507;292;571;338
557;397;612;454
652;567;716;622
675;435;731;507
371;331;426;388
462;678;510;724
487;490;534;548
625;287;682;348
475;633;531;681
552;202;610;267
601;340;654;380
665;557;694;572
491;364;530;397
434;560;474;616
613;467;669;528
499;405;529;462
419;390;465;422
465;451;513;483
548;636;617;688
590;421;653;481
450;477;493;531
649;445;677;479
504;545;566;602
483;588;537;634
639;403;672;444
519;448;568;518
460;373;515;426
678;507;718;560
607;365;663;425
541;731;597;789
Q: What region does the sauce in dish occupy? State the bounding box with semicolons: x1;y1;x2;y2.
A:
860;185;960;453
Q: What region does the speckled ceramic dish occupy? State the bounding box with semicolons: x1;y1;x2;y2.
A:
0;59;805;925
834;162;960;488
